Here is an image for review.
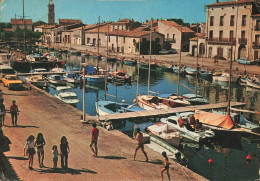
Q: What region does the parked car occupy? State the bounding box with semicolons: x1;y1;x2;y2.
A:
2;75;23;90
159;49;177;54
236;57;252;65
87;43;94;46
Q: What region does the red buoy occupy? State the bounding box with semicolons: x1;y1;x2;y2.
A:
246;154;251;160
208;158;213;165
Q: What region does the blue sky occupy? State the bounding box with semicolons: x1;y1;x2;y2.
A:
1;0;224;24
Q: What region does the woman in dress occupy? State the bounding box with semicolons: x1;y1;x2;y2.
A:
35;133;46;168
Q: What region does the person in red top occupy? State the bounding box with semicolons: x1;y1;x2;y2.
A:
89;123;99;157
133;127;148;162
10;100;19;126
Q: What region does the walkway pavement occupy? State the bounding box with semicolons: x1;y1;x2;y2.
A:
1;84;207;181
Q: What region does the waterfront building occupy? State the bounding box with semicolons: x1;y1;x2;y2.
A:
190;23;206;34
11;19;33;32
107;30;164;54
41;25;56;45
110;18;141;32
85;23;112;47
158;21;194;52
48;0;55;25
205;0;260;61
189;33;206;57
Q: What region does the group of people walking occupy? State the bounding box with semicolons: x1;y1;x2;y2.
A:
23;123;99;171
23;133;70;170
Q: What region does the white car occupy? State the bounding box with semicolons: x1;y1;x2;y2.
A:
87;43;94;46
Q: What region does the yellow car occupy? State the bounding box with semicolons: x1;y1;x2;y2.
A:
2;75;23;90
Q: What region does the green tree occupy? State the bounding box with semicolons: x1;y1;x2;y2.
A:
166;18;190;27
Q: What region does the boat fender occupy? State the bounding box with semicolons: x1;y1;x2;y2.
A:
133;99;136;103
208;158;213;165
246;154;251;164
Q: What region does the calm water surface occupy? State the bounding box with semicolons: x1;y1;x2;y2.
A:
34;53;260;181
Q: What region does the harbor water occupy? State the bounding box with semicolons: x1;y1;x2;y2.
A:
25;52;260;181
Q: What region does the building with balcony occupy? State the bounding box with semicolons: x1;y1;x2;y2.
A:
158;21;194;52
205;0;260;61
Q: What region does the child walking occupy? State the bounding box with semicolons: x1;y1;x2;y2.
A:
60;136;70;170
52;145;59;168
161;151;170;181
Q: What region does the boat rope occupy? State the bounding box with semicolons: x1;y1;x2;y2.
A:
182;139;206;161
178;164;193;181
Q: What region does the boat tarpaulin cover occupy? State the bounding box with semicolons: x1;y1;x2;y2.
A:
194;111;235;129
85;65;96;74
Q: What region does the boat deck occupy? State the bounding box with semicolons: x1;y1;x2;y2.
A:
82;102;246;122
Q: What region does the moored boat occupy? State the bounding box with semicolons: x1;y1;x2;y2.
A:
246;77;260;89
184;67;196;75
136;95;172;110
54;86;80;105
181;93;208;105
161;112;215;143
83;65;106;83
159;93;191;107
48;75;66;85
95;100;143;116
146;122;182;147
64;72;80;84
172;66;184;74
199;69;213;80
108;71;131;83
25;75;49;87
213;72;238;83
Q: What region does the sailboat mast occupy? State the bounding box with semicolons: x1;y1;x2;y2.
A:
195;23;199;96
116;28;119;72
227;37;233;115
23;0;26;57
177;25;182;96
148;18;152;95
104;24;109;101
97;16;100;64
136;41;141;97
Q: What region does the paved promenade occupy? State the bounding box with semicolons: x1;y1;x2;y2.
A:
1;84;207;181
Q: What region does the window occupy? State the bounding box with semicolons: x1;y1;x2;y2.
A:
230;30;233;41
230;15;235;26
257;20;260;30
209;30;213;40
87;38;90;44
219;31;223;41
123;37;125;43
241;30;246;39
220;16;224;26
217;47;223;57
242;15;246;26
172;34;175;42
167;33;169;41
108;36;110;42
210;16;214;26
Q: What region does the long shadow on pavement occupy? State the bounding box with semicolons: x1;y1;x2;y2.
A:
34;167;97;175
135;159;163;165
7;156;28;161
4;125;39;128
2;154;21;180
97;155;126;160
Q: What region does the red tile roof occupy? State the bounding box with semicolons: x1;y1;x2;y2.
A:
85;23;112;33
11;19;32;25
190;33;205;41
111;18;131;25
159;21;194;33
58;19;82;24
108;30;163;38
207;0;252;7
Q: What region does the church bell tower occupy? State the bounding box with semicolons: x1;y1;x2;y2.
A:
48;0;55;24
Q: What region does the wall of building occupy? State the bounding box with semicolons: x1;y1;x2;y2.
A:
12;24;32;32
206;3;253;60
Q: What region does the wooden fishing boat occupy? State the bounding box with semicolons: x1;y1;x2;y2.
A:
136;95;172;110
246;77;260;89
108;71;131;83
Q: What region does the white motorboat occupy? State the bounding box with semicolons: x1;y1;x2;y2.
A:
54;86;80;105
159;93;191;107
147;123;182;147
64;73;80;84
51;67;64;73
161;112;215;142
25;75;49;87
48;75;66;85
213;72;238;83
246;77;260;89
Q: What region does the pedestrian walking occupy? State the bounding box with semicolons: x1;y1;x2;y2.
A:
89;123;99;157
60;136;70;170
133;127;148;162
160;151;171;181
24;135;35;170
10;100;19;126
52;145;59;168
0;100;5;127
35;133;46;168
